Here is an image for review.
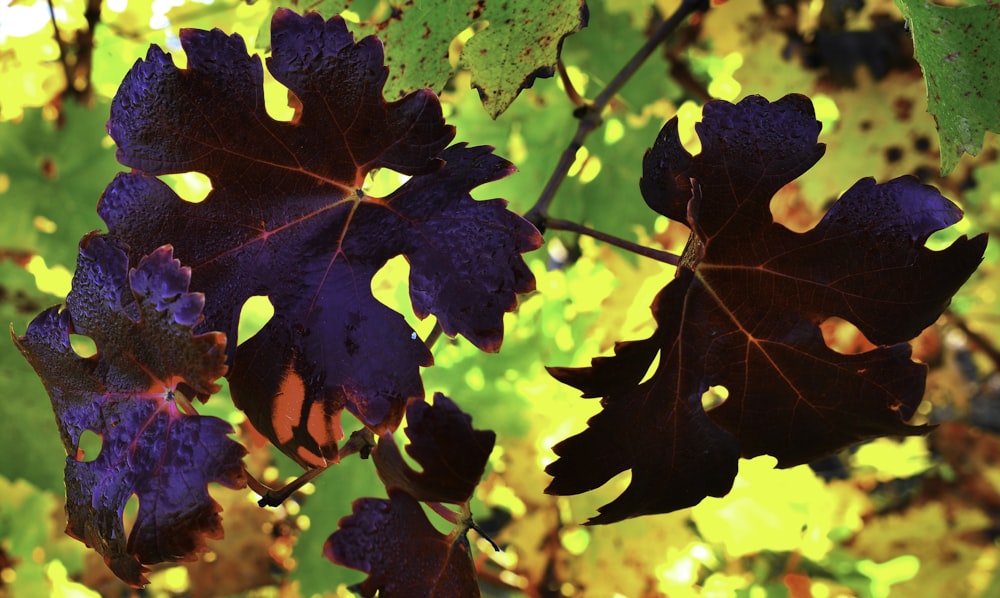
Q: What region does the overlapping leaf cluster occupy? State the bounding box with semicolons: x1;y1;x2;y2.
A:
14;8;537;590
100;9;540;470
325;394;496;597
8;1;991;594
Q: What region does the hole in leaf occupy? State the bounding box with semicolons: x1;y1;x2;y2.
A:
122;494;139;540
638;351;662;386
820;317;876;355
69;334;97;358
701;385;729;412
237;295;274;346
262;68;299;122
75;429;103;462
362;167;411;198
157;172;212;203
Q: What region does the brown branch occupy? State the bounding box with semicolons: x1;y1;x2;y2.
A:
524;0;709;230
47;0;100;111
946;308;1000;374
546;218;681;265
47;0;73;99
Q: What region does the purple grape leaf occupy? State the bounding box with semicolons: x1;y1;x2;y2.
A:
546;94;987;525
373;393;496;504
12;233;246;586
98;9;541;469
324;489;480;598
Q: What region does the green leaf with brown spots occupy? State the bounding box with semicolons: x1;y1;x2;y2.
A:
364;0;587;117
464;0;589;118
894;0;1000;174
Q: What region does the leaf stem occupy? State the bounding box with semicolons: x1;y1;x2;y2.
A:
424;321;444;349
428;501;460;524
557;59;585;107
252;428;375;507
524;0;708;229
546;218;681;265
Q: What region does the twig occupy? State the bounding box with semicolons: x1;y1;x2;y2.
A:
47;0;73;97
946;308;1000;374
252;428;376;507
524;0;708;230
546;218;681;265
424;321;444;349
47;0;100;109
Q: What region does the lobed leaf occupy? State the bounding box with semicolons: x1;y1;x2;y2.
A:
324;489;480;598
546;94;987;524
894;0;1000;174
373;393;496;504
99;9;540;469
462;0;589;118
270;1;588;119
12;234;246;586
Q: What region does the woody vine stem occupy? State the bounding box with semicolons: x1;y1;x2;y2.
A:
524;0;709;263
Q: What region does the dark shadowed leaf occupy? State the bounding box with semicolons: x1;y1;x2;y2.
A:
374;393;496;504
546;94;987;524
324;489;480;598
99;9;540;469
12;234;246;586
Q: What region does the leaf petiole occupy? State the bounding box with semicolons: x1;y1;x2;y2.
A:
252;428;376;507
545;218;681;265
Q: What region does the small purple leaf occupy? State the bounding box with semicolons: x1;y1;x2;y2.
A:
324;489;480;598
13;234;245;586
374;393;496;504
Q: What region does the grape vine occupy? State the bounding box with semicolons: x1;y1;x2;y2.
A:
9;0;992;596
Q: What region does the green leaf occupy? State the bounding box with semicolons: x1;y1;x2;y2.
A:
1;263;65;493
0;475;87;596
344;0;588;118
0;103;117;272
894;0;1000;174
464;0;588;117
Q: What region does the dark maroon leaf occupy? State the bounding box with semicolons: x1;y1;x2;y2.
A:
98;9;540;469
546;94;987;524
324;489;480;598
373;393;496;504
12;234;246;586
